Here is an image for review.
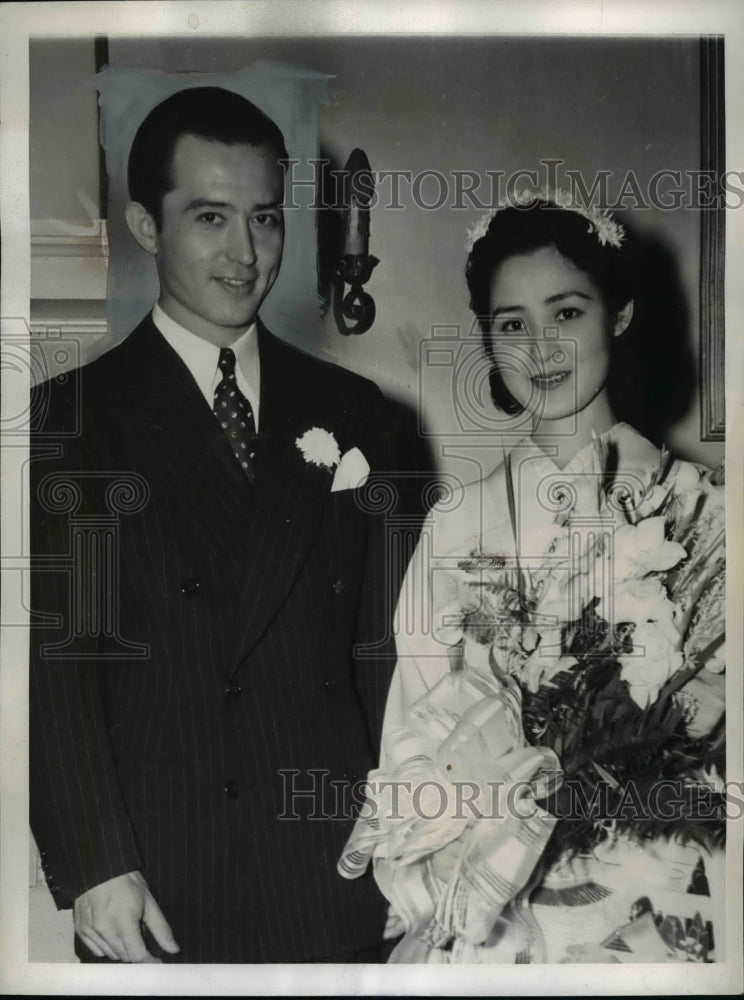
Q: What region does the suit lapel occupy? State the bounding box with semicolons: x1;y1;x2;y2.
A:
109;318;343;668
108;318;256;575
229;325;344;665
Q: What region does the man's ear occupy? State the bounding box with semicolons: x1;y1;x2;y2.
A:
124;201;159;257
612;300;634;338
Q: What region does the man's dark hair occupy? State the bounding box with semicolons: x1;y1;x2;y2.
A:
465;199;635;414
127;86;288;228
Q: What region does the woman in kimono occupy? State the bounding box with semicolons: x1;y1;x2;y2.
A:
340;192;725;964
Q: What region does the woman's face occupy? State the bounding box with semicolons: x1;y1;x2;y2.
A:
487;245;626;423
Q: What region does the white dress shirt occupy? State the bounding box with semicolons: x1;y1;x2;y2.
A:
152;304;261;429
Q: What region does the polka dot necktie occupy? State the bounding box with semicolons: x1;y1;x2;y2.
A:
213;347;257;483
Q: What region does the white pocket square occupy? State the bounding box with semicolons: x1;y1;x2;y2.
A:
331;447;370;493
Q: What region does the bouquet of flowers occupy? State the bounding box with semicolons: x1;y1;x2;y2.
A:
456;439;725;864
339;438;725;962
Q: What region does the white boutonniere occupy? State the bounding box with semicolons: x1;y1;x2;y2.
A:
295;427;341;470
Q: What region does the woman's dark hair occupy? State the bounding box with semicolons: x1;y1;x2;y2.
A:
127;86;288;229
465;198;635;414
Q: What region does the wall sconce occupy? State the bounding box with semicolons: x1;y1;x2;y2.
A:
333;148;379;335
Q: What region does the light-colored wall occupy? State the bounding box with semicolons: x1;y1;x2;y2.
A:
30;38;101;223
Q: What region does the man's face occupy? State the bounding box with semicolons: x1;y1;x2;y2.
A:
152;134;284;346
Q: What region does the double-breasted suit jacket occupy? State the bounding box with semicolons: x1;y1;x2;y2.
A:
30;316;397;962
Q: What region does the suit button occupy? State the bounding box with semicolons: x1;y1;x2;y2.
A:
332;580;344;594
322;678;336;690
224;780;239;799
224;677;243;697
180;578;201;597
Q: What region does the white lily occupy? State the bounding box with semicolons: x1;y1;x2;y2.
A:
611;517;687;581
618;619;684;709
597;576;680;631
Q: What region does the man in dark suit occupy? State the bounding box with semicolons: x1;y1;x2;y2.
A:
30;86;398;963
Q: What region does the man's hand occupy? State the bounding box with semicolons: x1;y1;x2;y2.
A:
74;871;180;962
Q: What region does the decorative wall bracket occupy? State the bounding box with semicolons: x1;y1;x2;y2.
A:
333;148;379;335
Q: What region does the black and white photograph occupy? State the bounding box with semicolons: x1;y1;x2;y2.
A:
1;1;742;995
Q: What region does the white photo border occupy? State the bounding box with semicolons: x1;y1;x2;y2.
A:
2;1;742;995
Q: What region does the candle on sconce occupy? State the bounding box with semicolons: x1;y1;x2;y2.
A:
344;201;367;256
342;148;373;257
333;147;378;335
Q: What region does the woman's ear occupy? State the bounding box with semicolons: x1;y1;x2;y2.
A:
124;201;159;256
612;299;634;338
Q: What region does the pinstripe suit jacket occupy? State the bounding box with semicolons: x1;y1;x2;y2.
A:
30;316;397;962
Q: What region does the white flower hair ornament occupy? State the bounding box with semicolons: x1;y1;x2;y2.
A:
465;185;626;252
295;427;341;470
